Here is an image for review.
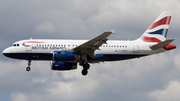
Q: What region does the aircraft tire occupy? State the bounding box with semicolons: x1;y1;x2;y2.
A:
82;69;88;76
84;63;90;70
26;67;31;71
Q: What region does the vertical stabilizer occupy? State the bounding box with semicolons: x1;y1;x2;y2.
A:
140;12;172;43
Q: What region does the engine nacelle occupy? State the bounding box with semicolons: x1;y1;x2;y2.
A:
51;61;77;70
53;51;80;62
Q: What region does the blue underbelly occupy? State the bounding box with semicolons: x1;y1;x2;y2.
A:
103;54;147;61
3;53;147;61
3;53;53;60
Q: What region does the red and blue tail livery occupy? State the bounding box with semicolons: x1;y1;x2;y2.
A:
3;12;176;76
140;12;171;43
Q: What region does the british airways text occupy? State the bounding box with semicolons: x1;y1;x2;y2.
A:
32;46;66;50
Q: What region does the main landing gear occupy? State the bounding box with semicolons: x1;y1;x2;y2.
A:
81;62;90;76
26;60;31;71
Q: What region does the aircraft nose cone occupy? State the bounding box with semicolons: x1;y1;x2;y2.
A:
3;53;7;57
2;48;10;57
3;49;7;56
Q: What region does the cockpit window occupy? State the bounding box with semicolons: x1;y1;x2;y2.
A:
12;44;19;47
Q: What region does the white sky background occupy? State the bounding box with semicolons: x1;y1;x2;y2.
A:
0;0;180;101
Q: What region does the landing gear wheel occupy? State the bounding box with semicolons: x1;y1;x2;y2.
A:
82;69;88;76
26;60;31;72
80;60;90;76
26;67;31;71
84;63;90;70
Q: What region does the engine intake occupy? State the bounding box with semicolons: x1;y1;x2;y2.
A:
51;61;77;70
53;51;80;62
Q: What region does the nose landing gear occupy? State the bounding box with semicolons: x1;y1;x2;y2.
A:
26;60;31;71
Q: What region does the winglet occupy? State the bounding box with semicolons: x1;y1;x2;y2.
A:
111;29;115;34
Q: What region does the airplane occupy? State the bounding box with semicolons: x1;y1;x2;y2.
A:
3;12;176;76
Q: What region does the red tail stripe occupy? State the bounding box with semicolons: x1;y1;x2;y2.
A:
148;16;170;30
140;36;161;43
168;16;171;25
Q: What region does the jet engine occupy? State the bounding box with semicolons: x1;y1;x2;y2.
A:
53;51;80;62
51;61;77;70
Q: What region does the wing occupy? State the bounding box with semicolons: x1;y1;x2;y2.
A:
73;30;115;58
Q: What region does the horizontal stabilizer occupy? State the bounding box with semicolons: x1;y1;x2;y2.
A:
150;39;174;50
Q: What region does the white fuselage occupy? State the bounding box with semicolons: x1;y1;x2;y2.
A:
3;39;165;62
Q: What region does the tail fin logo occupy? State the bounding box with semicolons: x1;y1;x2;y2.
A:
148;16;171;30
140;12;172;43
147;15;171;38
148;29;168;38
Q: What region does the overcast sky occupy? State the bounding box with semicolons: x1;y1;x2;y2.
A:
1;0;180;101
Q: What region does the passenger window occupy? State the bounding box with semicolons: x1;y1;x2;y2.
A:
17;44;19;46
